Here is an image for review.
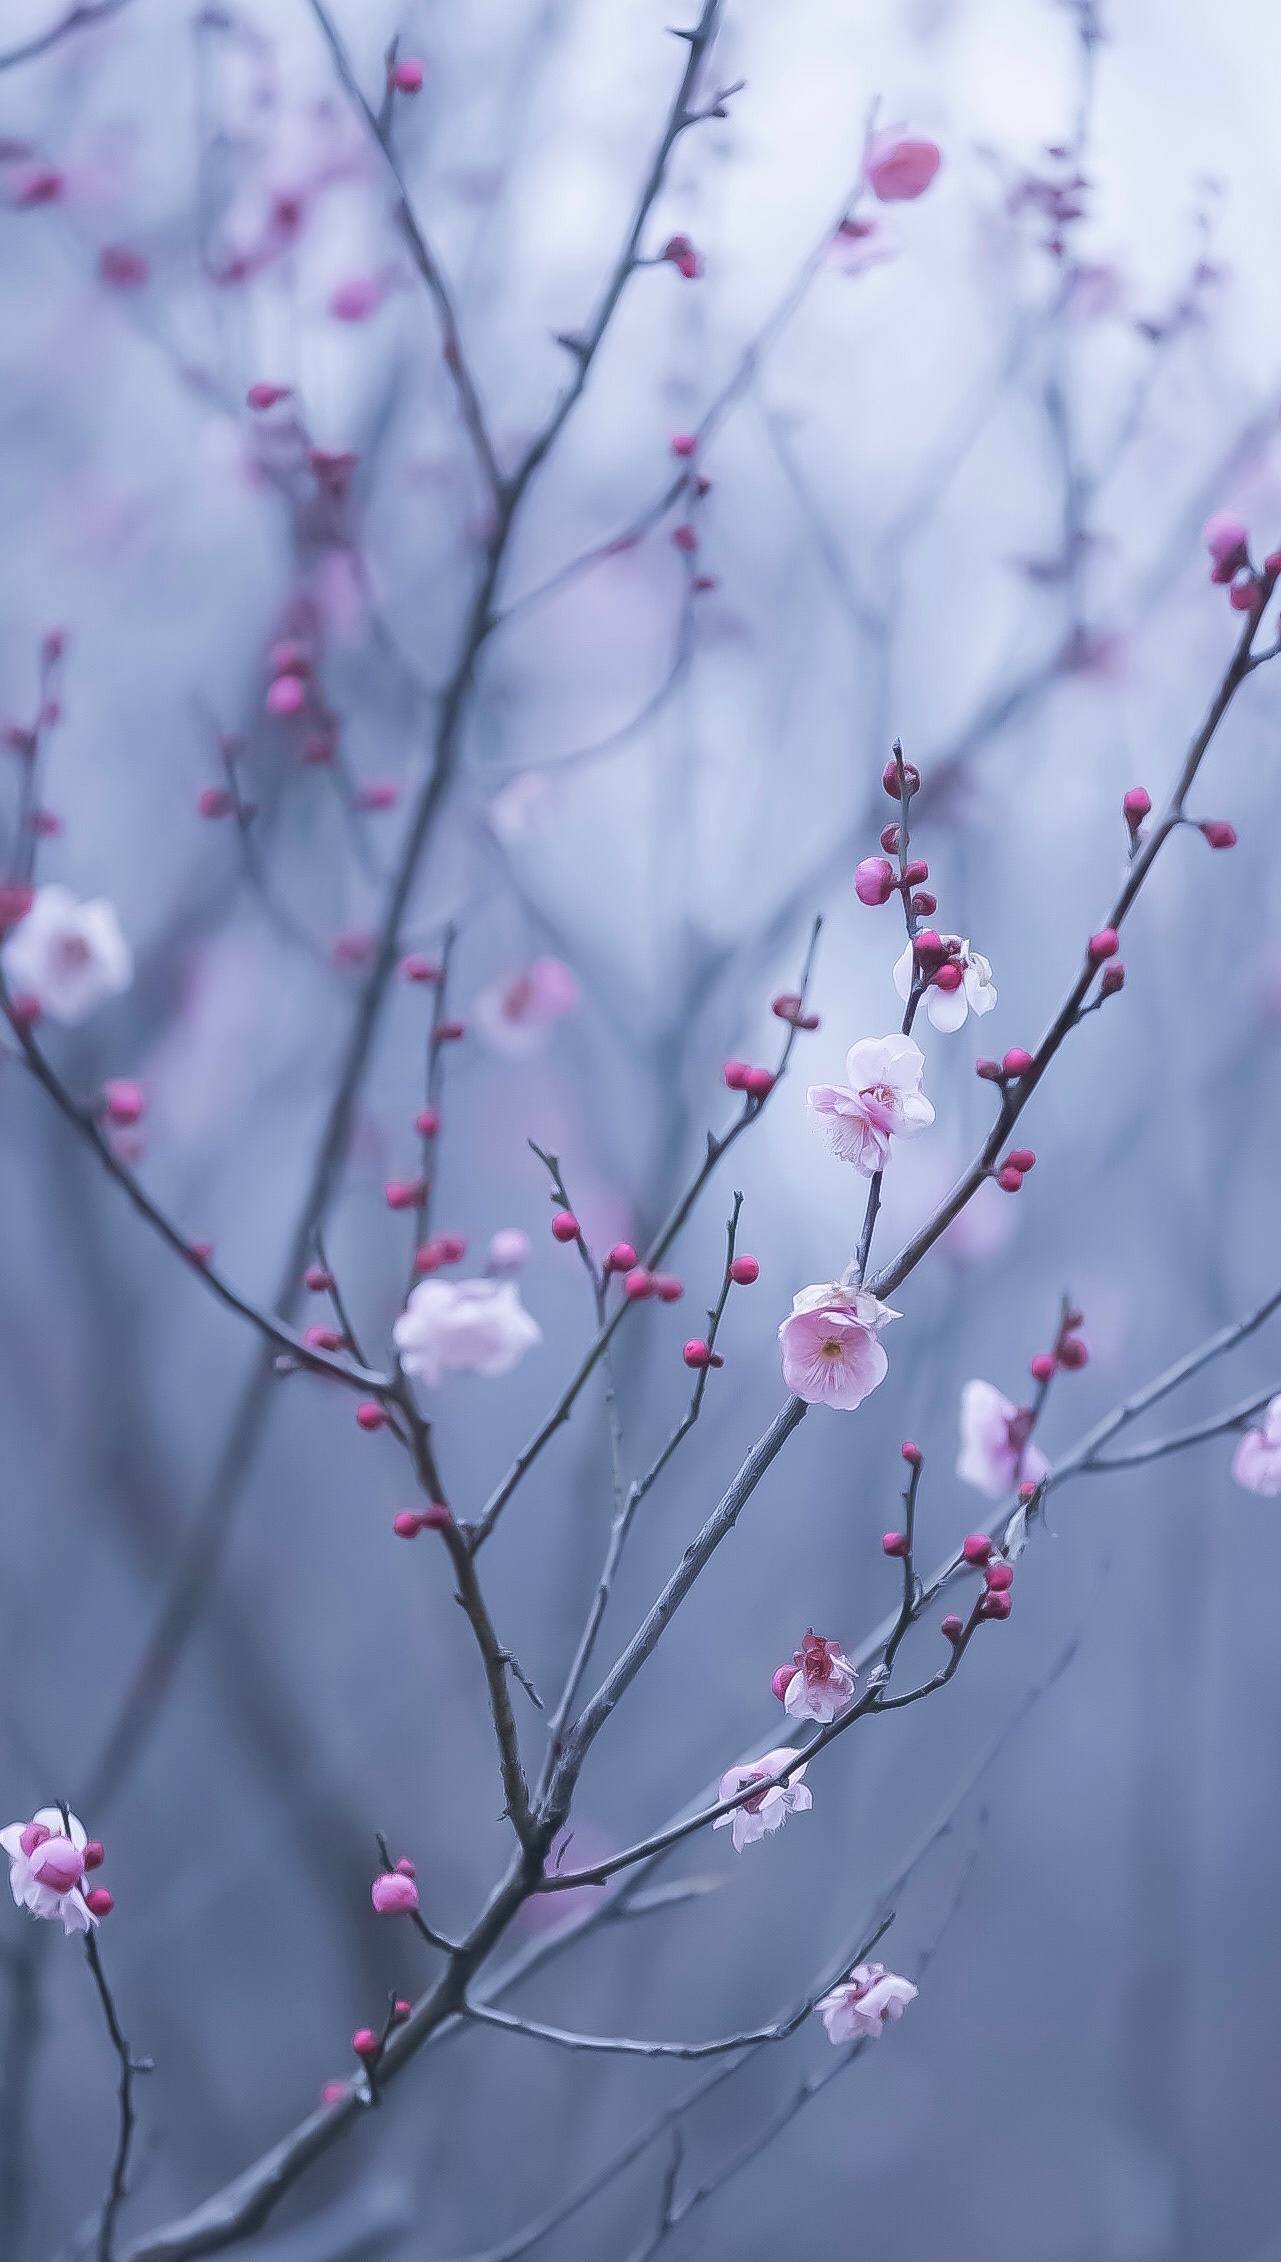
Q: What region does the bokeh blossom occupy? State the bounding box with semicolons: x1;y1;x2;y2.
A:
957;1379;1050;1499
473;957;580;1058
1;884;131;1023
394;1278;541;1386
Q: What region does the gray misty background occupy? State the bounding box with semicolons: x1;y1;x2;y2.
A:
2;0;1281;2258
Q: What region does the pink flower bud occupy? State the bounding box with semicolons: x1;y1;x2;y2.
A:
420;1502;452;1531
321;2081;347;2107
1088;928;1119;963
84;1887;114;1917
962;1533;992;1566
436;1232;466;1264
1122;786;1151;830
551;1211;579;1243
1100;963;1125;996
883;758;920;798
933;962;964;994
985;1562;1014;1592
83;1840;105;1871
435;1018;466;1043
903;859;929;886
1229;576;1261;612
882;1530;908;1558
1030;1352;1055;1382
672;523;698;553
415;1108;440;1137
1002;1048;1034;1077
911;890;938;916
247;382;291;410
771;1664;793;1702
606;1242;638;1272
305;1264;333;1291
653;1274;684;1302
393;1512;424;1539
304;1325;344;1353
1018;1480;1039;1504
744;1067;775;1099
389;57;424;91
355;1401;385;1432
723;1060;751;1090
352;2028;380;2060
941;1614;964;1642
729;1255;759;1285
975;1057;1001;1082
1203;512;1248;565
865;131;942;203
624;1267;655;1300
683;1338;712;1368
671;433;697;457
1200;819;1237;849
1058;1334;1088;1369
901;1440;922;1467
1006;1149;1035;1173
401;953;442;983
879;824;901;853
854;856;896;907
662;234;701;279
998;1166;1024;1192
913;929;945;967
102;1078;144;1125
392;1999;412;2022
371;1871;420;1915
33;1840;84;1892
980;1590;1012;1621
385;1178;426;1211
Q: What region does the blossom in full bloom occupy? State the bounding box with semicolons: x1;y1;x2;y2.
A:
394;1278;541;1386
807;1035;934;1175
816;1962;918;2043
1;1809;96;1934
779;1631;858;1724
957;1379;1050;1500
779;1281;898;1410
893;936;996;1033
714;1750;812;1852
864;131;942;203
1;885;132;1024
473;957;580;1058
1232;1397;1281;1496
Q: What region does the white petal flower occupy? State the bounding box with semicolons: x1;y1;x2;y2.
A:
1;885;132;1024
714;1749;812;1851
0;1809;95;1934
393;1277;541;1386
893;937;996;1033
807;1033;934;1175
816;1961;918;2044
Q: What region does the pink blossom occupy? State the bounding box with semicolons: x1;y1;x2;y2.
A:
816;1962;918;2043
778;1281;898;1410
1204;512;1248;567
865;131;942;203
957;1379;1050;1500
1232;1397;1281;1496
329;275;388;323
0;1809;96;1935
1;884;132;1024
807;1034;934;1174
714;1750;811;1851
394;1277;541;1386
473;957;580;1058
780;1631;858;1724
371;1871;420;1916
893;936;996;1032
487;1227;531;1275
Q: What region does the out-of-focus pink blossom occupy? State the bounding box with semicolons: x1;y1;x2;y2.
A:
487;1227;531;1275
714;1750;811;1851
894;937;996;1032
779;1281;897;1410
865;131;942;203
473;957;580;1058
329;274;389;323
957;1379;1050;1499
1;1809;96;1935
808;1034;934;1174
1232;1397;1281;1496
394;1278;541;1386
780;1631;858;1724
816;1962;918;2042
1203;512;1248;567
1;885;131;1024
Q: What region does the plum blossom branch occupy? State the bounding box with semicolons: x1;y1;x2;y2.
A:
0;0;130;72
304;0;502;504
459;1914;893;2063
469;918;820;1549
0;989;393;1397
82;1926;151;2262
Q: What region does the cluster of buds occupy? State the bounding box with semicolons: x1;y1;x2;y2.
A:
771;990;820;1033
1203;511;1281;616
413;1231;467;1272
958;1532;1016;1621
615;1264;684;1302
723;1059;776;1101
975;1045;1035;1087
1030;1305;1087;1382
